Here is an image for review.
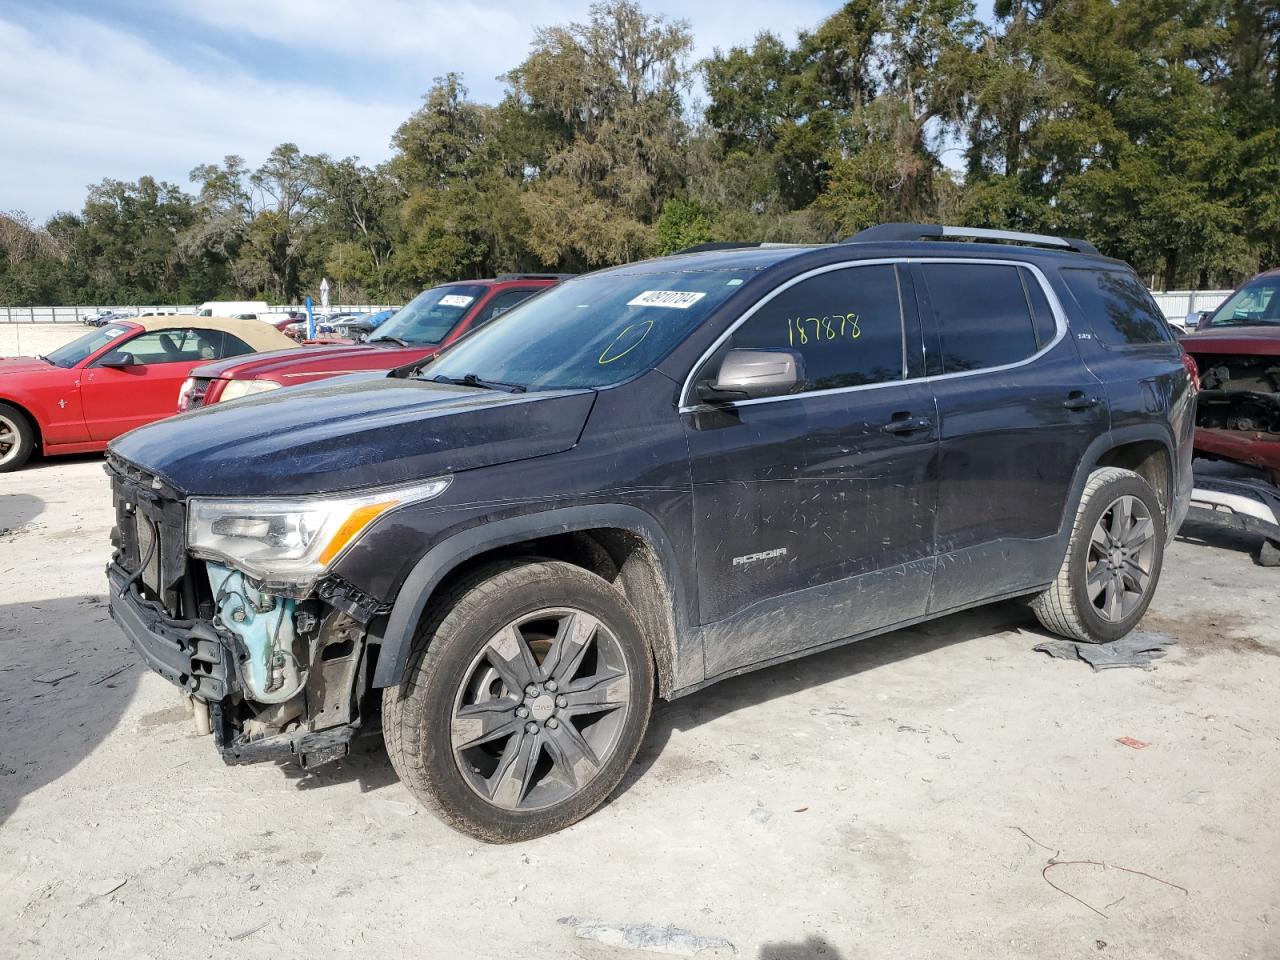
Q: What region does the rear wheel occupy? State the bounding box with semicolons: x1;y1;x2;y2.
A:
383;561;653;842
1032;467;1166;643
0;404;35;473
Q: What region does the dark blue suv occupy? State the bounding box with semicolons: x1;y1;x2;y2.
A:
106;224;1195;841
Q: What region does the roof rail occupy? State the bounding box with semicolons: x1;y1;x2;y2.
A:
845;223;1099;256
672;241;813;255
673;242;764;254
494;273;576;281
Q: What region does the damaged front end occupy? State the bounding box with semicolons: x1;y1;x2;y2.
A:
1191;353;1280;484
198;563;374;766
105;457;449;769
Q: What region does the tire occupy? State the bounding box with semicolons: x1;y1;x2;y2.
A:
1258;540;1280;568
0;403;35;473
383;560;654;842
1031;467;1166;643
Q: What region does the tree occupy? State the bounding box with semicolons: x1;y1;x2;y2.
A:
74;176;197;301
0;212;70;305
311;157;397;298
503;0;695;267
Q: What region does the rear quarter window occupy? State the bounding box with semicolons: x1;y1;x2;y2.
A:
1060;268;1173;346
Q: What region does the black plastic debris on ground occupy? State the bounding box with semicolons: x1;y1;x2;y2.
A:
1034;630;1176;670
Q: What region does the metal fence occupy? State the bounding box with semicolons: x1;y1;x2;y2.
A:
0;291;1237;324
1149;290;1231;322
0;304;402;324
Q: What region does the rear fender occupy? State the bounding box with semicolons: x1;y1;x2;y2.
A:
1059;423;1182;553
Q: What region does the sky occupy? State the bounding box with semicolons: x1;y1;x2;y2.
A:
0;0;839;221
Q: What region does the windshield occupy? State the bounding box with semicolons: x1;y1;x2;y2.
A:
44;323;135;368
1208;279;1280;326
426;268;754;390
370;284;486;344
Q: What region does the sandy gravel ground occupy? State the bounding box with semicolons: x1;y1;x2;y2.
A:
1;323;122;358
1;454;1277;960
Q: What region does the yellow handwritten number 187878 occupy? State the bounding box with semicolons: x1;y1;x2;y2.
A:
787;313;862;346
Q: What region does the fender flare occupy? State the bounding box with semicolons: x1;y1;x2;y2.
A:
370;504;691;689
0;393;44;438
1058;423;1179;548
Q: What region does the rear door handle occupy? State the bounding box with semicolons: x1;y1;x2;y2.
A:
881;415;933;435
1063;392;1102;411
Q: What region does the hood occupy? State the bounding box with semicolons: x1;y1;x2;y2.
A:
191;343;438;382
1182;325;1280;356
0;356;61;373
109;376;597;497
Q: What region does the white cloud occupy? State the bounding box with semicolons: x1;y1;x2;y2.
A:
1;2;839;219
174;0;826;56
0;12;408;219
170;0;835;93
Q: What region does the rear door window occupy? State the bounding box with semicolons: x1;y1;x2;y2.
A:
921;263;1045;373
1060;268;1173;345
719;263;907;391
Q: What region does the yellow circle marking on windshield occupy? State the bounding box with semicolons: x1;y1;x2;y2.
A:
598;320;654;365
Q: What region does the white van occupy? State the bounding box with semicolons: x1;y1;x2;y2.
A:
196;301;271;319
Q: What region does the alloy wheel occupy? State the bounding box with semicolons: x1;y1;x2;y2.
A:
0;414;21;467
450;607;633;812
1086;494;1158;622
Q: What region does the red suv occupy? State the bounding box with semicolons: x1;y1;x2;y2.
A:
178;276;566;410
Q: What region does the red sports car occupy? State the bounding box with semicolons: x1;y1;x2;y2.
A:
0;316;296;472
177;276;564;410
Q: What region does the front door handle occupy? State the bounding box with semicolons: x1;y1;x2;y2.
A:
881;415;933;435
1063;392;1102;411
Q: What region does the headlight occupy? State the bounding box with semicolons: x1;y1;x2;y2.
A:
217;379;282;402
177;377;198;412
187;476;451;588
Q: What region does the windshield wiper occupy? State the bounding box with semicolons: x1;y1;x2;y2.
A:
429;373;526;393
368;335;411;346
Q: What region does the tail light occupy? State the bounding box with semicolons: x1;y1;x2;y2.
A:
1179;346;1200;392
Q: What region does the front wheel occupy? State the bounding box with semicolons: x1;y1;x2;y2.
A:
0;403;35;473
383;561;654;842
1031;467;1166;643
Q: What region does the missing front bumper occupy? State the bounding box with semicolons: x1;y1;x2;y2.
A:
107;561;236;701
108;559;371;770
210;701;357;769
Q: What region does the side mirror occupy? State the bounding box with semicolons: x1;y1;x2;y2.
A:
99;351;138;368
698;348;803;403
1194;311;1214;331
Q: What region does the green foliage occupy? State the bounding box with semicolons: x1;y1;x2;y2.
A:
655;199;714;254
1;0;1278;307
503;0;693;268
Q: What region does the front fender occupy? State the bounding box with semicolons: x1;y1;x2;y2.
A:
0;391;47;441
370;504;694;690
